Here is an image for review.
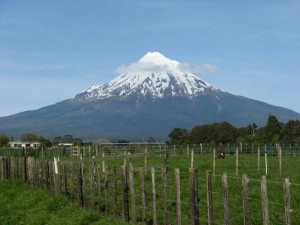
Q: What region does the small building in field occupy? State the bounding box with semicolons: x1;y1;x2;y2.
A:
9;141;40;149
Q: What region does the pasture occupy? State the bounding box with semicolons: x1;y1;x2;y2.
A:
1;144;300;225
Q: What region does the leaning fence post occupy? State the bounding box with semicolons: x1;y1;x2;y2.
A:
222;173;230;225
261;176;269;225
283;178;291;225
190;167;199;225
207;170;214;225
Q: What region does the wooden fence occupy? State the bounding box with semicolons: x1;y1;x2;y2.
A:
0;154;297;225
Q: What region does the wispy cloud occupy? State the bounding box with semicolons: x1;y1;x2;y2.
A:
115;61;217;75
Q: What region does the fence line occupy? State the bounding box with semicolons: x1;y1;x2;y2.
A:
0;155;297;225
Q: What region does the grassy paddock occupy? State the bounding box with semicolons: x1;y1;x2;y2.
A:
1;151;300;224
0;180;130;225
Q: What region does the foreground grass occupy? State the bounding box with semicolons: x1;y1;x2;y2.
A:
0;180;129;225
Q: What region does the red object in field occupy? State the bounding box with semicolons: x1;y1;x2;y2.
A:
218;150;225;159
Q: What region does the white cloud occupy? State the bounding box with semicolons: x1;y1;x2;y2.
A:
115;62;171;74
178;63;218;74
115;61;218;74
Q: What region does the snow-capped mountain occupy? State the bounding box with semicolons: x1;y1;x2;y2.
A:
1;52;300;140
75;52;221;101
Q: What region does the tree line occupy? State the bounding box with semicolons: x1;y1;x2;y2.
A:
168;115;300;146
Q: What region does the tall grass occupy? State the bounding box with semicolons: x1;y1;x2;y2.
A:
0;180;130;225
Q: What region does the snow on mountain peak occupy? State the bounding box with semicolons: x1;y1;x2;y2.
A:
138;52;179;69
75;52;222;101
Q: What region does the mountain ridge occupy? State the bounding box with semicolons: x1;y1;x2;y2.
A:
1;52;300;140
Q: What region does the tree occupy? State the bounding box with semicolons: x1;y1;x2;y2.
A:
262;115;282;143
168;128;189;145
21;133;39;143
0;133;10;147
147;137;156;143
38;136;52;148
189;122;237;144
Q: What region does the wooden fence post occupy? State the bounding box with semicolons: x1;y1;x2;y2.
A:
140;168;147;225
257;147;260;173
121;165;130;222
0;157;3;180
45;160;50;190
162;167;168;225
242;174;250;225
279;147;282;176
53;157;60;195
24;156;28;182
78;163;84;207
151;167;158;225
90;168;95;210
104;169;109;215
265;152;268;176
236;148;239;176
97;167;102;213
261;176;269;225
213;149;216;175
63;162;68;195
283;178;291;225
207;170;214;225
222;173;230;225
190;168;199;225
129;166;137;224
113;167;118;216
175;168;182;225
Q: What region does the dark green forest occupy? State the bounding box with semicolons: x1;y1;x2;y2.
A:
168;115;300;146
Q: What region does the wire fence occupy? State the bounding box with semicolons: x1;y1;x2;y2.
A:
0;150;299;225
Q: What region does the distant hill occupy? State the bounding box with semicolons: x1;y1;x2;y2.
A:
1;52;300;140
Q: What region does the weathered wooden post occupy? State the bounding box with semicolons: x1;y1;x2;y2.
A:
113;167;118;216
191;148;194;168
279;147;282;176
140;168;147;225
89;168;94;210
261;176;269;225
190;168;199;225
129;165;137;224
78;163;84;207
257;147;261;173
222;173;230;225
213;148;216;175
265;152;268;176
162;167;168;225
121;165;129;222
151;167;158;225
236;148;239;176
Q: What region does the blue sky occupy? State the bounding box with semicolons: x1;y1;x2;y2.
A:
0;0;299;117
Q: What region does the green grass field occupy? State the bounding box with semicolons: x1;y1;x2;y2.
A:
0;180;130;225
1;150;300;225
